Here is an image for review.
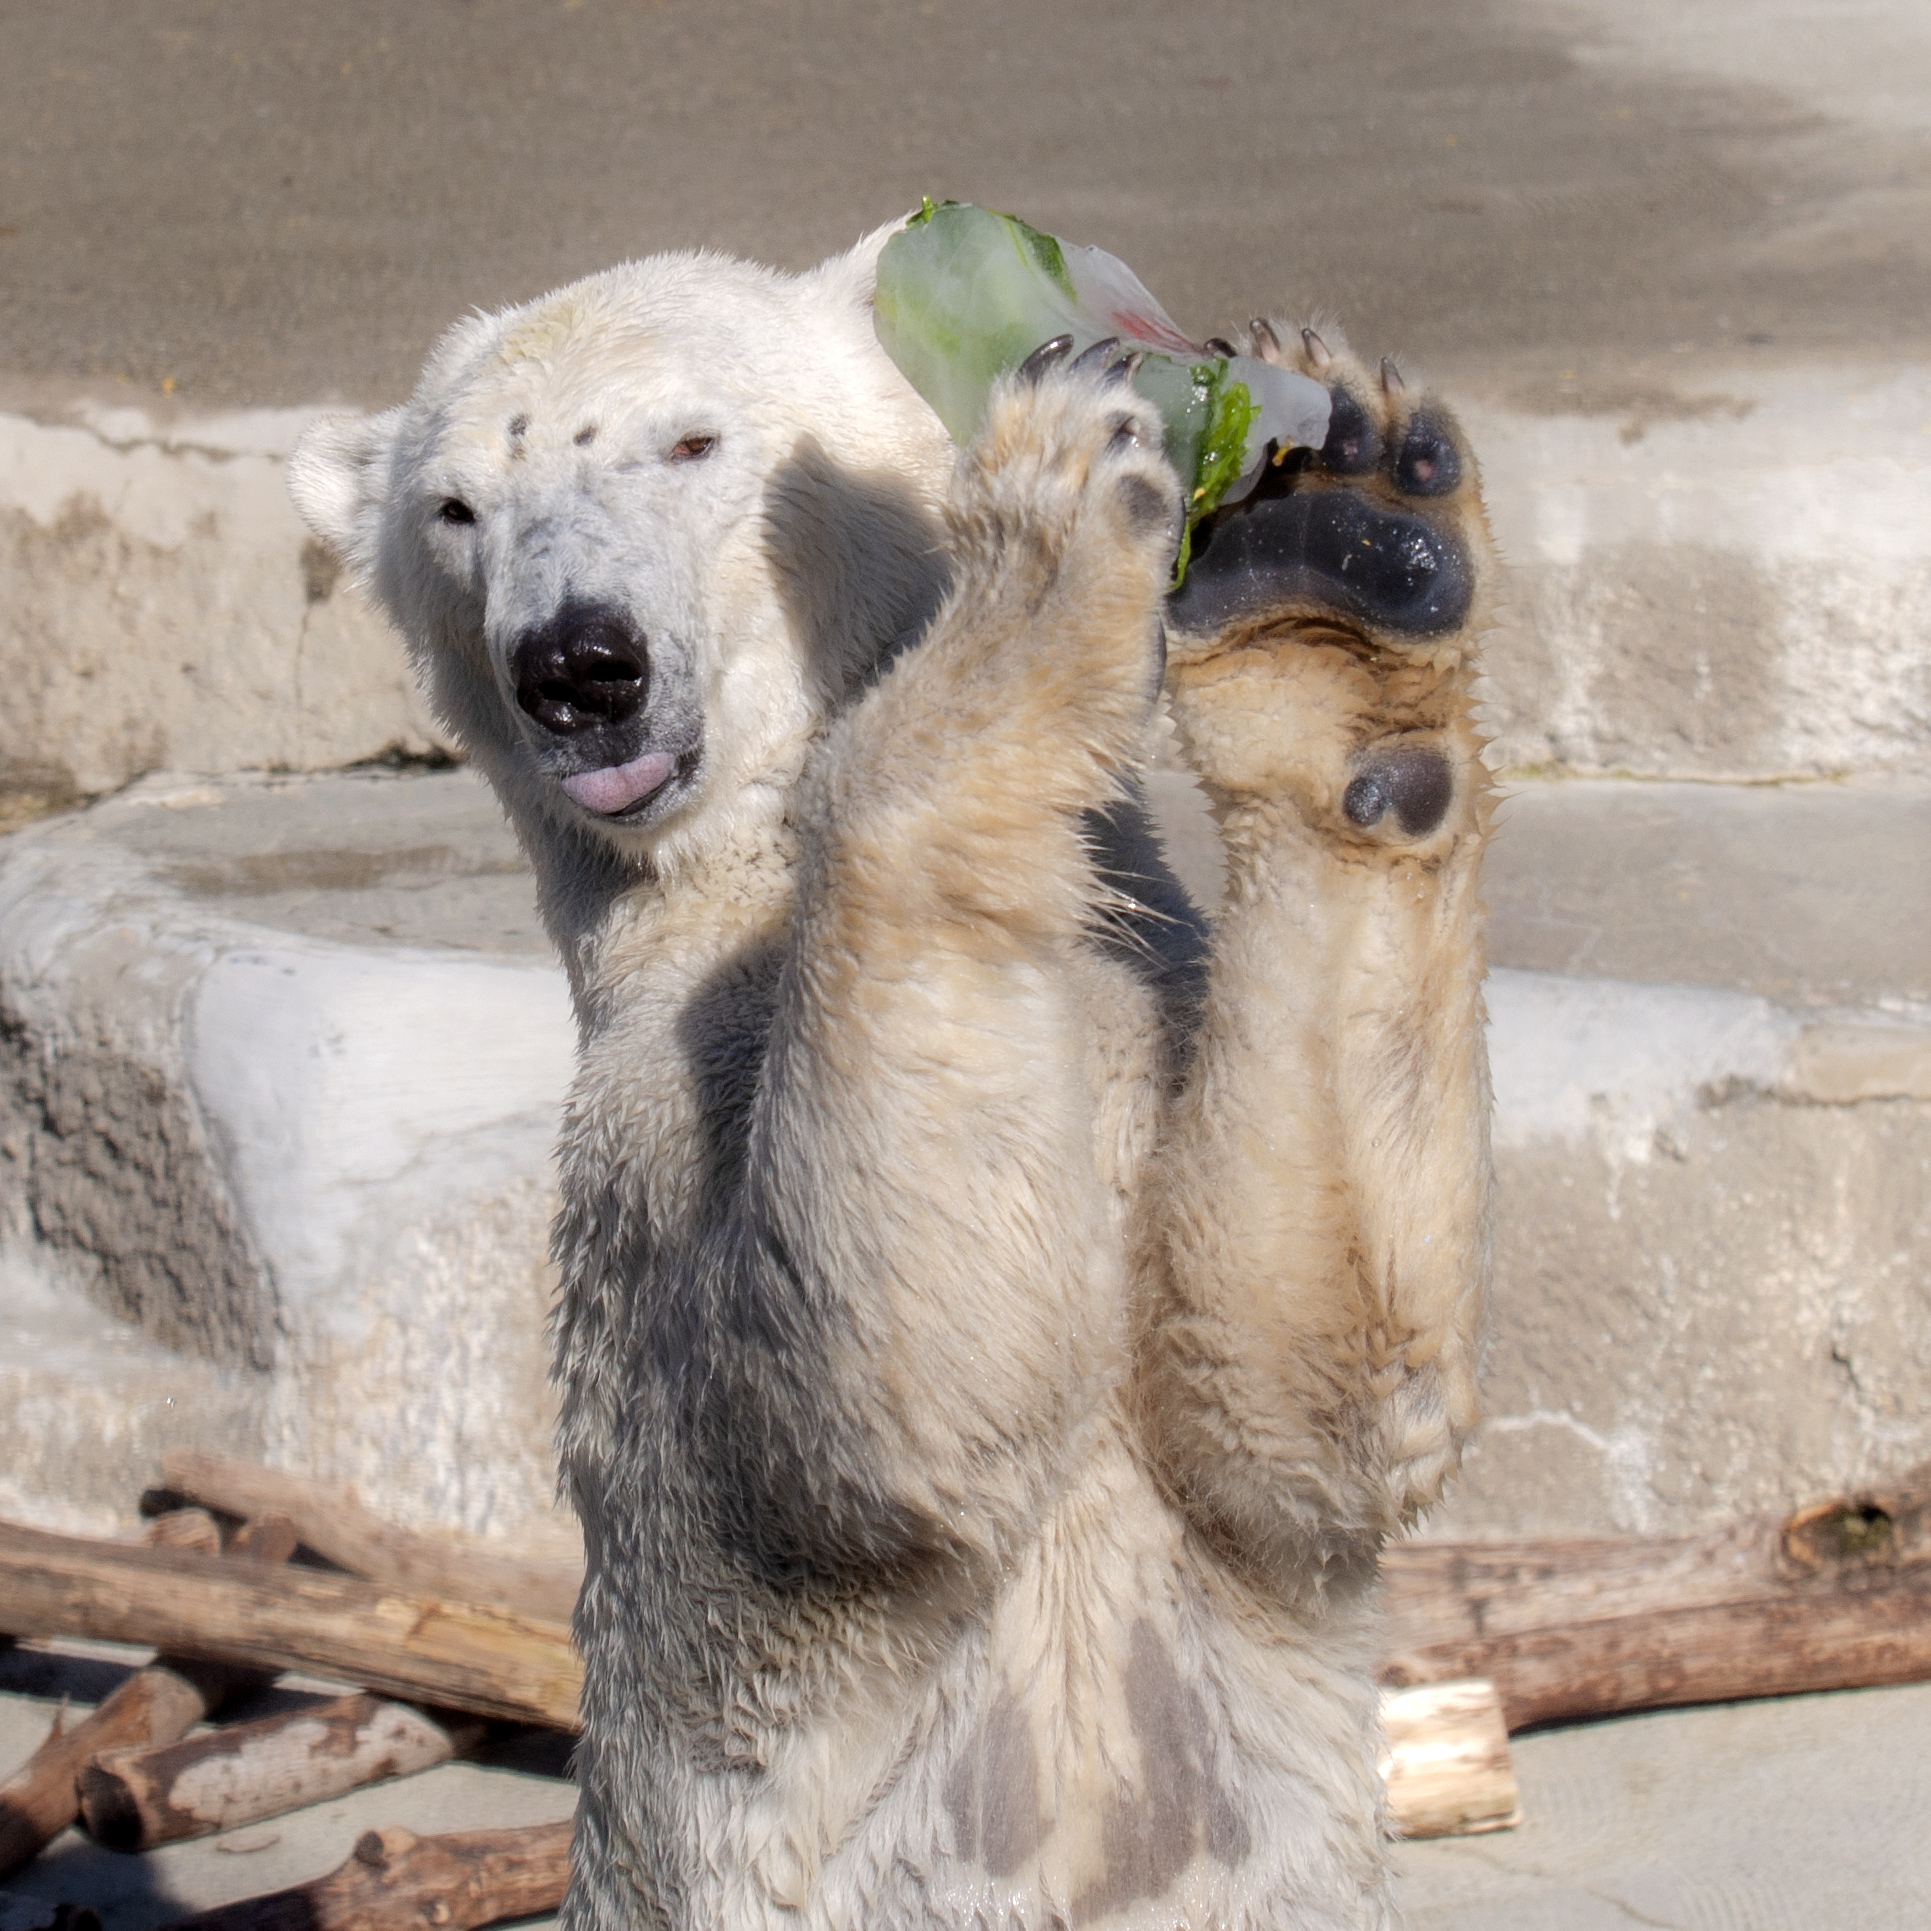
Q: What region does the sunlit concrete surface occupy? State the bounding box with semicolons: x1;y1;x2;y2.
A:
1396;1681;1931;1929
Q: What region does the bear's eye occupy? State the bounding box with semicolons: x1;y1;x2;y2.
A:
669;435;716;464
437;498;476;526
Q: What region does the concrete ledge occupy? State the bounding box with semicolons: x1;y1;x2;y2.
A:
0;769;570;1542
0;1264;264;1539
1454;968;1931;1536
1464;363;1931;781
1481;774;1931;1009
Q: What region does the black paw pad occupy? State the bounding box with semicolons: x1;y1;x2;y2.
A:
1394;414;1462;497
1320;387;1385;475
1165;491;1473;638
1343;744;1454;837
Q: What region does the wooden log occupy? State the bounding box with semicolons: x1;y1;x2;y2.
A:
1382;1521;1778;1652
139;1510;223;1556
154;1820;573;1931
0;1522;581;1732
0;1515;299;1881
1382;1461;1931;1654
161;1451;582;1624
1379;1680;1520;1838
79;1694;487;1851
1382;1566;1931;1731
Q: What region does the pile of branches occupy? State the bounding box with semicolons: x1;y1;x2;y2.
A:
0;1452;1926;1929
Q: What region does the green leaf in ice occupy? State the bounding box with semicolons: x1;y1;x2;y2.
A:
874;202;1328;586
1192;370;1261;519
1166;366;1260;589
1009;216;1077;301
875;201;1089;442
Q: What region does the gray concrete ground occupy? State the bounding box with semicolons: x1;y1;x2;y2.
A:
2;0;1926;406
6;1642;1928;1931
1392;1679;1931;1930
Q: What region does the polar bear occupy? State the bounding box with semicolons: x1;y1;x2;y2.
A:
288;227;1495;1931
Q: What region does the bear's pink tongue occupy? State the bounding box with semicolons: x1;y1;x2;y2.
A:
562;752;676;815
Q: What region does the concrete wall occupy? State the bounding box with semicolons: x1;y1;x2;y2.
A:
0;772;569;1543
0;402;449;826
1465;366;1931;781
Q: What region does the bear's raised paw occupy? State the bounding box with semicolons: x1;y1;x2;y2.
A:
1162;324;1495;858
945;336;1182;671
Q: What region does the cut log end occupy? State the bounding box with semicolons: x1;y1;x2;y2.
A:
1381;1680;1521;1839
141;1511;223;1557
70;1768;142;1855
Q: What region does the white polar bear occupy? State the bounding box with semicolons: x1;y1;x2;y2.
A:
289;226;1495;1931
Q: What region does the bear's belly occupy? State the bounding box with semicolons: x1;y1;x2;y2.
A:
677;1433;1394;1931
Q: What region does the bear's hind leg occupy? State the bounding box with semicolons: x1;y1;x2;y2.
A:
1142;328;1497;1602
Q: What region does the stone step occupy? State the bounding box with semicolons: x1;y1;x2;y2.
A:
1461;366;1931;785
1150;768;1931;1015
1484;773;1931;1013
2;766;1924;1541
4;355;1928;820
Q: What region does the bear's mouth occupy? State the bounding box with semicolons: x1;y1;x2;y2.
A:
560;746;700;820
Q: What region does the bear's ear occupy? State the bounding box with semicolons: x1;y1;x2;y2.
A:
810;217;907;312
287;408;402;576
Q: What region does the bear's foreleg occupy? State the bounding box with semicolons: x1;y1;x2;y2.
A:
705;352;1188;1579
1142;335;1497;1605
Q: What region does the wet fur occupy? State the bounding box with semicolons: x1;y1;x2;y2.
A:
289;241;1495;1930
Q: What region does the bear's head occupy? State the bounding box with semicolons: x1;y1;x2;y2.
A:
289;229;952;878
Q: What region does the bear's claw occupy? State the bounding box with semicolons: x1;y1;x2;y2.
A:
1016;333;1076;383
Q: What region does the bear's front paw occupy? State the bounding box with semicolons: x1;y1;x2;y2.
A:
944;339;1183;703
1162;328;1495;854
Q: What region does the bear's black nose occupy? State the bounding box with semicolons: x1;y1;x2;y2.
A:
512;602;648;736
